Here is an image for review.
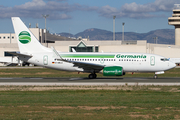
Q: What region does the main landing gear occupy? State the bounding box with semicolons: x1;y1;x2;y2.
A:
88;73;97;79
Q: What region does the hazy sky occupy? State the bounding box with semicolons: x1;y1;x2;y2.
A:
0;0;179;34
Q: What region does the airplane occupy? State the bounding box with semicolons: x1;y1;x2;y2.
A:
10;17;176;79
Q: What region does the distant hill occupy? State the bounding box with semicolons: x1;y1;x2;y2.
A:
58;28;175;44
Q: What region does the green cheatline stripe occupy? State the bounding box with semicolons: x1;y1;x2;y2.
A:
61;54;115;58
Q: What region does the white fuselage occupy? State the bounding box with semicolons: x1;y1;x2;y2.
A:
22;52;176;73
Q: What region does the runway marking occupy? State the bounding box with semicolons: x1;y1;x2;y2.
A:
131;79;149;81
69;78;85;81
30;78;43;79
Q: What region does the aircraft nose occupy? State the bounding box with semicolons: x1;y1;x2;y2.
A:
170;62;176;69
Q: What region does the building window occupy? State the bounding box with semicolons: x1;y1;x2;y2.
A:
173;11;180;14
4;51;17;56
70;42;99;52
12;36;14;39
0;37;1;39
70;46;94;52
8;36;10;39
3;36;5;39
95;46;99;52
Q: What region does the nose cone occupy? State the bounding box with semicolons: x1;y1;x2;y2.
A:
169;62;176;69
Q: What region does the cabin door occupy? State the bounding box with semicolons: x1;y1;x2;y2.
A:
150;56;155;66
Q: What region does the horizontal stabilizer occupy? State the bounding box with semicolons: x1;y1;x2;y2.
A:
7;52;32;58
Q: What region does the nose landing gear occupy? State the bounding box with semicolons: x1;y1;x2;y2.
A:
153;74;158;79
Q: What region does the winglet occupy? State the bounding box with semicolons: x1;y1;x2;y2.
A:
51;46;63;59
51;46;70;62
72;48;76;52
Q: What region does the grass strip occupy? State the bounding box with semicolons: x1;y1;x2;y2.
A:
0;87;180;119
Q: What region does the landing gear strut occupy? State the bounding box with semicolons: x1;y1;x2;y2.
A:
154;74;158;79
88;73;97;79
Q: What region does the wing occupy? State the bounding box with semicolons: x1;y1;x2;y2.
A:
51;47;104;72
70;61;104;72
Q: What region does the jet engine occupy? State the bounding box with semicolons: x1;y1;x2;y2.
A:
102;66;125;76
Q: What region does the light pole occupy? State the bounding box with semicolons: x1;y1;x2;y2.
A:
113;16;116;41
153;37;158;44
122;22;125;41
42;14;49;43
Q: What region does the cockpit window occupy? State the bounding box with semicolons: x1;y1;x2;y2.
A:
161;58;169;61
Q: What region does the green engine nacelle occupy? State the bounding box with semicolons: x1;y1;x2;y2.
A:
103;66;124;76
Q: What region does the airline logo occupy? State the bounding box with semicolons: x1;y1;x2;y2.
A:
18;31;31;44
116;54;146;58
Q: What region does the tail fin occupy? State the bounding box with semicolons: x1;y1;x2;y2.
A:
11;17;51;54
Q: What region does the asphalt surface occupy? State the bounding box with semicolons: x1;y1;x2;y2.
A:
0;77;179;82
0;77;180;86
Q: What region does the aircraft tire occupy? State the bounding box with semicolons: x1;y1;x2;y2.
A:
154;75;158;79
88;74;94;79
88;73;97;79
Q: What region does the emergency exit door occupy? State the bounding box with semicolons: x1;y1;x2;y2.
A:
43;55;48;65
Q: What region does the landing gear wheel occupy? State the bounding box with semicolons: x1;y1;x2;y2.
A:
88;73;97;79
154;74;158;79
88;74;94;79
